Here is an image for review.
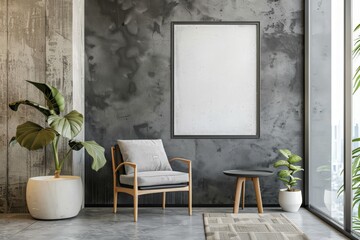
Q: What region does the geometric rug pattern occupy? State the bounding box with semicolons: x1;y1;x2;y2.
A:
203;213;309;240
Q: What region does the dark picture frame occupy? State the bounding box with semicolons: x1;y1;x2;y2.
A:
171;21;260;139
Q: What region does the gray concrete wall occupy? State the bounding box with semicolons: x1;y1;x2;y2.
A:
85;0;304;206
0;0;83;213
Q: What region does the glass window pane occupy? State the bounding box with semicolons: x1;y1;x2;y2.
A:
309;0;344;225
352;0;360;232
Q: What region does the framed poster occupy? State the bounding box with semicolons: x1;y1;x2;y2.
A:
171;21;260;139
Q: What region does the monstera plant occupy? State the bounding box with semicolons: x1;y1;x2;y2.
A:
9;80;106;178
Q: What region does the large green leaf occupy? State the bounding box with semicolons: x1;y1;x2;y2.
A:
69;140;106;171
278;170;292;178
27;80;65;114
48;110;83;139
273;160;289;168
355;24;360;32
16;121;57;150
278;177;290;184
353;145;360;156
292;168;304;174
288;154;302;164
289;164;303;171
353;66;360;93
354;37;360;58
354;24;360;94
9;100;52;117
279;149;291;158
68;140;83;150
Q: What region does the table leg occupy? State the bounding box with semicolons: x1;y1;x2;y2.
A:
252;177;263;213
234;177;244;213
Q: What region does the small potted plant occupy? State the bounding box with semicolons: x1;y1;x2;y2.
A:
273;149;304;212
9;80;106;220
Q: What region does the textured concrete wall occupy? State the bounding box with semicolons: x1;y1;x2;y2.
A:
85;0;304;205
0;0;83;213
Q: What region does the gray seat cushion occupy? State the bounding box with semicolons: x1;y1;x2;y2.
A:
120;171;189;187
117;139;172;174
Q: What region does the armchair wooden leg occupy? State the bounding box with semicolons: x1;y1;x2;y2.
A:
133;193;138;222
242;180;245;210
162;192;166;209
188;185;192;216
113;191;118;213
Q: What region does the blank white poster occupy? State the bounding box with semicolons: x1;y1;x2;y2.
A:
173;23;259;137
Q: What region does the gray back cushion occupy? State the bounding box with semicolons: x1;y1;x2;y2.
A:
117;139;172;174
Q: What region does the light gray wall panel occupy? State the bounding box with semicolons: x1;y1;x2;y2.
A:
0;0;82;213
7;0;47;212
0;0;8;213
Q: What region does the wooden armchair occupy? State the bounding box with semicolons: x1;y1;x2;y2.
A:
111;141;192;222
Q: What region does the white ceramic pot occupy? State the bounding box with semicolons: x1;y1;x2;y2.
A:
278;189;302;212
26;176;83;220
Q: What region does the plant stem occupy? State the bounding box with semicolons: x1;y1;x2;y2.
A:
59;148;72;171
52;136;60;178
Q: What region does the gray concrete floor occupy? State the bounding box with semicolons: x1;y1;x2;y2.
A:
0;207;349;240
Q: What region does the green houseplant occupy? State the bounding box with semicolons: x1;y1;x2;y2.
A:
348;139;360;230
273;149;303;191
273;149;304;212
9;80;106;219
9;80;106;177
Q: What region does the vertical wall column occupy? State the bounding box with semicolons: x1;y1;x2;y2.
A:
72;0;85;199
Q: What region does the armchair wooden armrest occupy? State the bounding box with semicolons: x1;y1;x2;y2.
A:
111;145;137;174
169;158;192;176
114;162;138;189
169;157;191;167
111;146;138;190
115;162;137;173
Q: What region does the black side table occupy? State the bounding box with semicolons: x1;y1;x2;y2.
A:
223;169;274;214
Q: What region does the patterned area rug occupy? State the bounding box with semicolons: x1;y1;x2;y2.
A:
203;213;309;240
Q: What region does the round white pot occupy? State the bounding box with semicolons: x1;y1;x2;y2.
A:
278;189;302;212
26;176;83;220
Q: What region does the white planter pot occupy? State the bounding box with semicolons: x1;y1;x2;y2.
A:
278;189;302;212
26;176;83;220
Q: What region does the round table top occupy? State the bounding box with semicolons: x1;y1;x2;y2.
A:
223;169;274;178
